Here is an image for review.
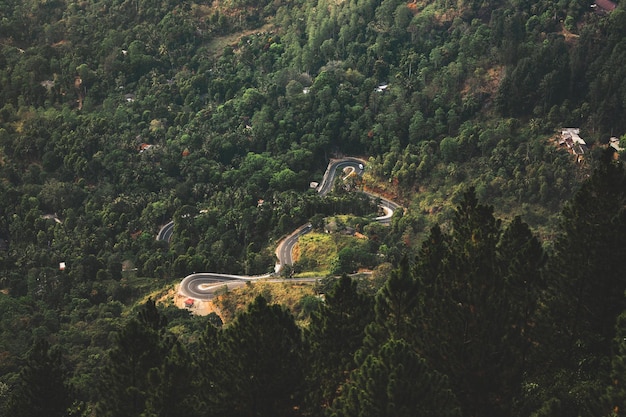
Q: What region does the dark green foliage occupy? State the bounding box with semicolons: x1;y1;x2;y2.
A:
96;302;169;417
138;297;168;331
194;322;224;414
497;215;546;345
329;338;461;417
304;275;374;414
361;257;419;352
412;189;546;417
213;296;304;417
4;339;74;417
1;0;626;416
143;341;200;417
546;156;626;361
604;310;626;416
535;156;626;416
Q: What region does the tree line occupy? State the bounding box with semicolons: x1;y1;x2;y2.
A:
3;156;625;417
2;0;626;415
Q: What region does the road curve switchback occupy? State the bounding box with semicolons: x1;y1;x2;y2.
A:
156;221;175;242
160;157;401;301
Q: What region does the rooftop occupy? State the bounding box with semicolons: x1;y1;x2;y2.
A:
593;0;617;12
610;137;623;151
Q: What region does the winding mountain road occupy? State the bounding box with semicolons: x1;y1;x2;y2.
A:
157;158;401;300
156;221;175;242
275;223;312;268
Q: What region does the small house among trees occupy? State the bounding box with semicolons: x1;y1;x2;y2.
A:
138;143;153;153
559;128;588;162
593;0;617;14
610;137;623;152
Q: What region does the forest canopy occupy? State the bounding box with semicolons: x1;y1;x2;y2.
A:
1;0;626;416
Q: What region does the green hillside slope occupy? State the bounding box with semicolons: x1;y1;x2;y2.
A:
1;0;626;415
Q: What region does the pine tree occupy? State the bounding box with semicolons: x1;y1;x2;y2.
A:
414;188;546;416
360;257;419;357
216;296;304;417
491;215;549;416
142;340;200;417
328;338;461;417
304;274;374;415
5;339;74;417
138;297;168;331
498;216;545;328
96;301;169;417
537;155;626;417
195;321;226;415
546;155;626;365
605;310;626;416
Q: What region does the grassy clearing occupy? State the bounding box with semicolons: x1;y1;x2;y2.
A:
205;21;276;58
294;229;372;277
212;280;317;325
293;232;337;276
296;233;337;263
294;270;328;278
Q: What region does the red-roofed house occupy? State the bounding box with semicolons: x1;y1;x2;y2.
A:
138;143;153;153
560;128;588;163
593;0;617;13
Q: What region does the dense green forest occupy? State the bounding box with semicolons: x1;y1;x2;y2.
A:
1;0;626;415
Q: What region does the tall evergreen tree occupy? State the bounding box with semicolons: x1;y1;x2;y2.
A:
328;338;461;417
497;216;546;332
196;321;226;415
216;295;304;417
536;154;626;417
143;340;200;417
545;154;626;365
604;309;626;416
138;297;168;331
4;339;74;417
304;274;374;415
96;301;169;417
360;257;419;356
414;188;545;416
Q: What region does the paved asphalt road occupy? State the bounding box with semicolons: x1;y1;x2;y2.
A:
179;273;260;300
180;273;320;300
156;221;174;242
164;157;401;301
276;223;312;268
373;195;402;224
273;158;366;273
317;157;366;196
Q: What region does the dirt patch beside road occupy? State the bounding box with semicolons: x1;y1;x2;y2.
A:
172;285;217;316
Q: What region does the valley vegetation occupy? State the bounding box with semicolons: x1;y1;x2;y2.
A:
1;0;626;416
